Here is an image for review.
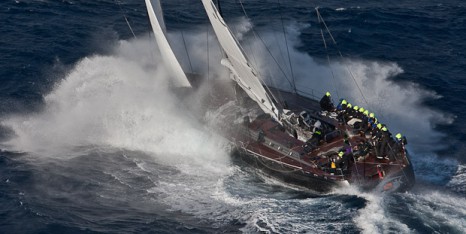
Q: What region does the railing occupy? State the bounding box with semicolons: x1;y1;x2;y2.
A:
241;125;320;170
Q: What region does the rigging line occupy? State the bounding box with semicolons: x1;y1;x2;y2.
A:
385;142;410;182
315;8;370;107
114;0;137;39
206;23;210;81
238;0;295;94
256;156;303;173
220;0;284;112
317;10;340;100
218;5;266;94
350;153;363;185
272;24;288;74
173;0;193;73
180;31;194;73
235;1;289;110
316;8;394;130
239;33;286;110
277;0;297;94
354;161;407;166
216;0;282;115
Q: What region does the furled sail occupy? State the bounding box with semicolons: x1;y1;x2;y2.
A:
145;0;191;87
201;0;280;120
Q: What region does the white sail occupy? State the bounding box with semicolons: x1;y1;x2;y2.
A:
145;0;191;87
201;0;280;120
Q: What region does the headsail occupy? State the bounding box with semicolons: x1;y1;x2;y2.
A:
145;0;191;87
201;0;280;120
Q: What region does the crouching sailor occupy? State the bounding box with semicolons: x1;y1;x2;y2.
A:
337;150;351;172
320;91;335;112
303;126;323;153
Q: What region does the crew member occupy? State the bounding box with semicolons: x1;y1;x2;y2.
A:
354;140;371;158
337;99;348;122
368;113;377;129
338;150;350;171
372;123;383;139
344;103;353;120
393;133;408;153
361;110;371;133
376;126;390;159
329;157;337;174
354;107;366;129
396;133;408;145
313;127;323;143
352;105;359;116
356;107;365;119
320;91;335;112
305;127;323;149
337;99;347;111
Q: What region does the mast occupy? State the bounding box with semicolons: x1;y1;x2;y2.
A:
201;0;281;120
145;0;191;87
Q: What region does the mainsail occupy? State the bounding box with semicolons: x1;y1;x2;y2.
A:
145;0;191;87
201;0;280;120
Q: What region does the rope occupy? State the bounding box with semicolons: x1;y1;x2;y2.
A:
206;23;210;81
238;0;295;93
255;151;303;173
217;0;284;113
235;0;295;113
385;141;410;180
180;31;194;73
354;161;406;166
277;0;297;93
316;9;340;100
272;23;288;77
315;8;370;106
171;0;193;73
348;145;363;185
114;0;137;39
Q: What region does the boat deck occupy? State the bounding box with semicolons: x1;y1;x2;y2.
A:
209;85;414;192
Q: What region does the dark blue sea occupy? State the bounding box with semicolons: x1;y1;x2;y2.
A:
1;0;465;233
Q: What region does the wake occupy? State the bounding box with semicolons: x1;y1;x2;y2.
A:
1;37;228;164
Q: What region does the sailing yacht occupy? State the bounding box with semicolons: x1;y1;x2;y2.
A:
146;0;415;193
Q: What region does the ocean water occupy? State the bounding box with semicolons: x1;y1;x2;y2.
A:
1;0;465;233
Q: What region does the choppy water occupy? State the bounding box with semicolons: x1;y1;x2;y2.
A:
1;0;465;233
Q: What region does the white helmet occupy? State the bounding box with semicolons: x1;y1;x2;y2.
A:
314;120;322;128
